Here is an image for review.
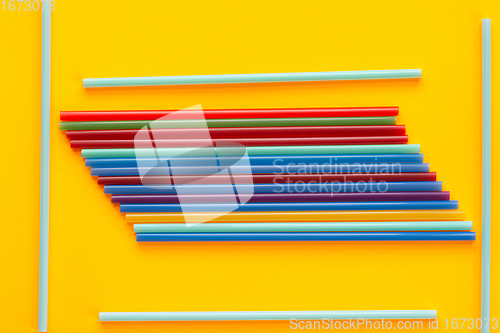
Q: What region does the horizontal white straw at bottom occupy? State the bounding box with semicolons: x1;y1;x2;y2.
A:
99;310;437;321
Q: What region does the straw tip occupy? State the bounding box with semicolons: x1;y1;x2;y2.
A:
38;320;48;332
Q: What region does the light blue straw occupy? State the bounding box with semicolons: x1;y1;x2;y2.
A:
99;310;437;321
482;18;491;333
134;222;473;233
81;144;421;159
39;3;51;332
83;69;421;88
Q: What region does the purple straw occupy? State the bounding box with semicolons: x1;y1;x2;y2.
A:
111;191;450;204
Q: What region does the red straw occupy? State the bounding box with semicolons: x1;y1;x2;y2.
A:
66;125;406;140
60;107;398;121
97;172;437;185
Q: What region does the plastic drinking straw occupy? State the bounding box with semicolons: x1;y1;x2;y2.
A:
91;163;429;176
104;182;442;195
126;210;465;223
71;136;409;149
99;310;436;321
122;201;456;213
101;173;437;186
81;144;420;158
134;221;473;233
85;153;423;168
38;3;51;332
59;116;397;130
120;201;459;213
60;107;399;121
136;231;475;242
482;18;491;333
67;125;407;140
112;191;449;204
83;69;422;88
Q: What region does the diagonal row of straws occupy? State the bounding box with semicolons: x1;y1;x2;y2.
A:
59;106;475;242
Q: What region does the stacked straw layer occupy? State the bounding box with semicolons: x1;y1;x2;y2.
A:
59;107;474;242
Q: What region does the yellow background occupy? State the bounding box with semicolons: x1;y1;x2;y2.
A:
0;0;499;332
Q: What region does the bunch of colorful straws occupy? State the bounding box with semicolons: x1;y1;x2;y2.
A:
59;107;475;242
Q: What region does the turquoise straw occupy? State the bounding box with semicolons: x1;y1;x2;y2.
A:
83;69;421;88
99;310;437;321
482;18;491;333
133;222;473;233
81;144;420;158
39;3;51;332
